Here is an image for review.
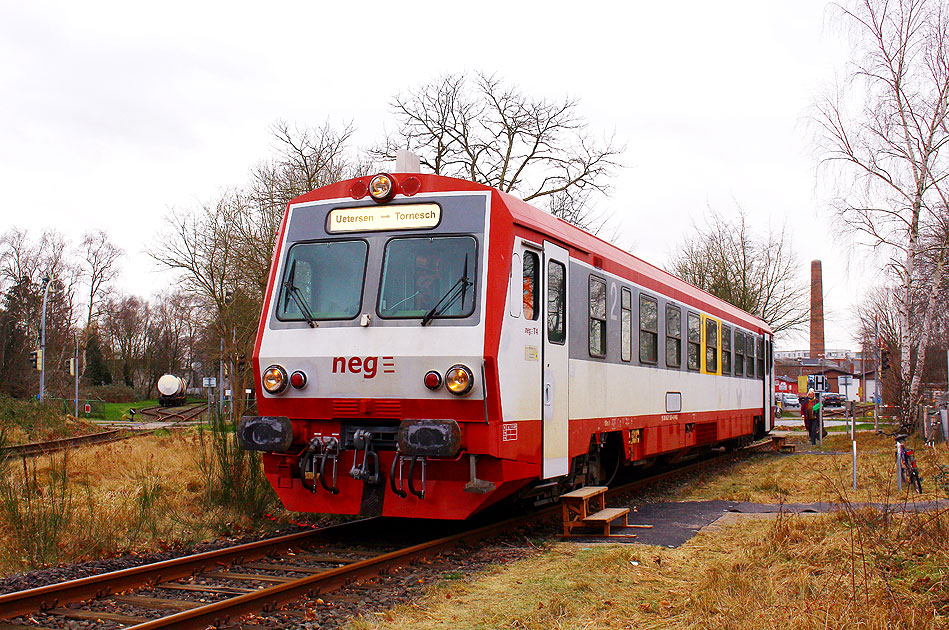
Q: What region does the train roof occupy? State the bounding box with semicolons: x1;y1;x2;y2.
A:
286;173;773;335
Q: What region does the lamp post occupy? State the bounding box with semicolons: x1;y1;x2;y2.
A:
38;274;52;401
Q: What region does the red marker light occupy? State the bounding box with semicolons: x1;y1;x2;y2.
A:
424;370;442;390
402;176;421;196
290;370;307;389
350;180;368;199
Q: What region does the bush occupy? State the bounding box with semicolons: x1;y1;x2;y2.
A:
84;384;136;403
0;396;71;442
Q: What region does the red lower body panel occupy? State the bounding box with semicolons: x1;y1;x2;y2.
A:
263;450;536;520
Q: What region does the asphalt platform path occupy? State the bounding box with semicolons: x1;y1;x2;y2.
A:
567;499;949;548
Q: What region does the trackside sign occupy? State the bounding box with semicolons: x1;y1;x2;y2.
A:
327;204;440;233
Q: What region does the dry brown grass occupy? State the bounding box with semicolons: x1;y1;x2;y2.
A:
349;510;949;630
675;433;949;504
0;431;300;575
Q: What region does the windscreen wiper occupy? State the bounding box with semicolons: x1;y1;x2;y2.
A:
281;260;317;328
421;255;472;326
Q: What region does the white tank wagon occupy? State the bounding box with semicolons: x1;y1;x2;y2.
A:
157;374;188;407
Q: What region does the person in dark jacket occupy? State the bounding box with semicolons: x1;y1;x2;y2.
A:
801;389;819;445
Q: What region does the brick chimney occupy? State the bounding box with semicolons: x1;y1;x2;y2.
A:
810;260;825;359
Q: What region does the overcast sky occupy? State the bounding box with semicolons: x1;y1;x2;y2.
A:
0;1;870;350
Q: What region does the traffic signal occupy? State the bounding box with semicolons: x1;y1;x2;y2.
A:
881;349;891;373
29;351;37;370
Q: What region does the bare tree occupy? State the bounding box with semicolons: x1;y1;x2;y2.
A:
814;0;949;419
80;230;123;329
668;209;809;335
374;72;623;234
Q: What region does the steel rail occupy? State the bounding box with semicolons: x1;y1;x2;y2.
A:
0;519;376;618
0;430;126;458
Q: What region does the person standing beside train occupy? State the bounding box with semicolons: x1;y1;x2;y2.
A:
801;389;818;445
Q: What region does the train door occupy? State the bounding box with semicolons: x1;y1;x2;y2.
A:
764;335;773;431
543;242;570;478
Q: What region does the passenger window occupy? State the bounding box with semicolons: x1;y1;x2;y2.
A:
721;325;732;375
687;313;701;371
756;336;765;378
621;288;632;362
547;261;566;344
666;305;681;368
735;331;744;375
523;251;539;321
639;295;658;364
589;276;607;357
705;319;718;373
746;335;756;377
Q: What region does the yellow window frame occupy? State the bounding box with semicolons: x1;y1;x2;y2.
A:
701;314;722;375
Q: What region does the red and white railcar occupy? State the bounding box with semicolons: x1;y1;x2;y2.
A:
238;172;774;520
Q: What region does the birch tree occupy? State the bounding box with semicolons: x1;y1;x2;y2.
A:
815;0;949;423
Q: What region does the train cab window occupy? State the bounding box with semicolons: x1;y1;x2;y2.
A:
522;251;539;321
746;335;756;377
721;325;732;375
589;276;607;357
547;261;566;344
735;331;745;376
379;236;477;320
705;319;718;373
278;239;368;321
639;295;658;364
756;336;765;378
621;288;632;362
666;305;682;368
687;313;701;371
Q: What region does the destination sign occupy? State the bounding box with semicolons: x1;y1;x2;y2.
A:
327;204;441;233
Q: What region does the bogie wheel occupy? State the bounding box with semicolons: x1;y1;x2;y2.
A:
588;433;623;486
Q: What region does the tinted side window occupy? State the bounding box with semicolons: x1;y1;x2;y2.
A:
522;251;539;321
721;325;732;375
706;319;718;373
756;335;765;378
746;334;756;377
687;313;701;371
666;305;681;368
589;276;607;357
639;295;658;364
547;261;566;344
621;288;632;362
735;332;745;376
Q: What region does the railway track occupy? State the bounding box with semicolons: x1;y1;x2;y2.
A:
134;403;207;423
0;441;773;629
0;431;133;459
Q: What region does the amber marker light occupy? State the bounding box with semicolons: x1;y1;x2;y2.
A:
262;365;289;394
445;364;474;396
369;173;396;202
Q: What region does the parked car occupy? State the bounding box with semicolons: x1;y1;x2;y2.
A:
822;393;844;407
781;394;800;409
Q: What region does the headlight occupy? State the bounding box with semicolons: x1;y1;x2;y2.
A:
369;173;395;202
262;365;288;394
445;365;474;396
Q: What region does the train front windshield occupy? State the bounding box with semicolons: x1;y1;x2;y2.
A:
379;236;477;319
277;240;368;321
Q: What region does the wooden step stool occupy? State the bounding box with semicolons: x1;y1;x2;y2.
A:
561;486;632;538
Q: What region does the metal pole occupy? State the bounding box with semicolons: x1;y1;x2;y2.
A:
38;275;51;401
74;334;79;419
819;391;824;448
219;337;224;417
874;318;880;432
